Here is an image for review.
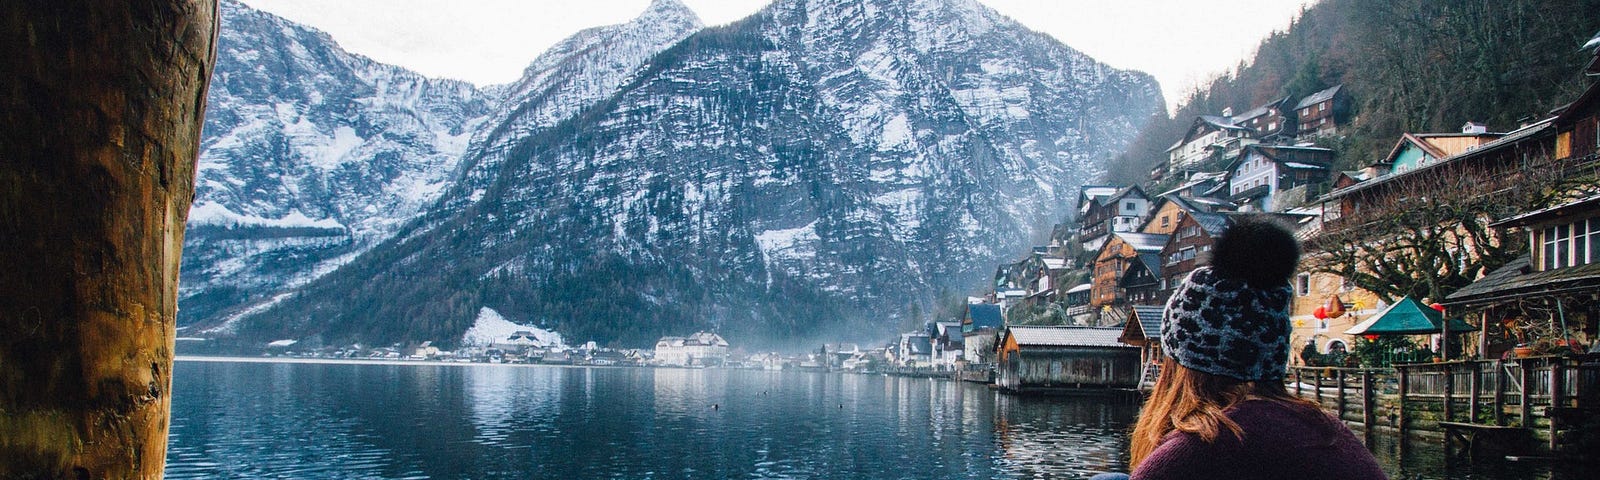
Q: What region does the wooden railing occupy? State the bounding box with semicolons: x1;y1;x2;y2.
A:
1287;354;1600;452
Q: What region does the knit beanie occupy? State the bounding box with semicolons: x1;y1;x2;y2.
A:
1161;214;1300;382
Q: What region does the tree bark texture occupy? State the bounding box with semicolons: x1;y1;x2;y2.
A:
0;1;217;479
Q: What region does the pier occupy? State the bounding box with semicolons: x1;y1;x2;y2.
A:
1287;353;1600;458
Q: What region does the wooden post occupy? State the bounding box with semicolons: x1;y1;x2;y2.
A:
1469;360;1482;423
0;2;217;478
1550;360;1565;451
1493;359;1506;426
1519;358;1533;427
1315;369;1323;403
1398;365;1410;440
1362;369;1375;438
1337;369;1347;421
1295;367;1303;396
1443;362;1455;422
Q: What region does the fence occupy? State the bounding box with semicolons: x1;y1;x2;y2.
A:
1286;353;1600;452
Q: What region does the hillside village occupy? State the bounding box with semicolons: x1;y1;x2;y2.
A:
890;33;1600;397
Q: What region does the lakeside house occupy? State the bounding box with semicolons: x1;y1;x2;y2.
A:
995;326;1140;392
654;332;730;367
1117;305;1168;389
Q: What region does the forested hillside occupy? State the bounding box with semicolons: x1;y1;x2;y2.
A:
1105;0;1600;184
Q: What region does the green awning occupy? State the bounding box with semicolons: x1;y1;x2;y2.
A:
1345;297;1476;335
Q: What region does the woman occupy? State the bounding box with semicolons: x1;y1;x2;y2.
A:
1101;215;1385;480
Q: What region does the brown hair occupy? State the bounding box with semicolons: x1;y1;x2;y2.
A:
1128;358;1329;469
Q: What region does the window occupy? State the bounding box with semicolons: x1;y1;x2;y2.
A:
1319;102;1327;112
1544;217;1600;269
1180;247;1196;261
1125;201;1136;212
1161;215;1170;228
1295;273;1310;297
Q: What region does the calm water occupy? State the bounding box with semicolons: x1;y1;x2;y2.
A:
166;359;1584;479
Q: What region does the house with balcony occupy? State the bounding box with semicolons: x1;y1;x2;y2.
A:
1294;84;1350;140
1090;232;1169;311
1165;113;1257;174
1077;186;1151;252
1226;144;1334;212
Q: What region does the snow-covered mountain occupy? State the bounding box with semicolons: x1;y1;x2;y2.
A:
232;0;1163;348
179;0;498;329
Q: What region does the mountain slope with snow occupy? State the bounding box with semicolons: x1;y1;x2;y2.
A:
238;0;1163;348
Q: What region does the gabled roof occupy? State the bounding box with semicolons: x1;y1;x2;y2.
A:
1189;211;1230;236
1584;30;1600;74
1113;232;1170;253
1120;305;1167;343
1228;144;1335;171
1120;253;1163;287
1006;326;1130;348
964;303;1004;332
1295;84;1343;110
1446;255;1600;307
1232;96;1291;123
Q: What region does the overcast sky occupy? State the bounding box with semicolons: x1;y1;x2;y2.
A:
239;0;1316;112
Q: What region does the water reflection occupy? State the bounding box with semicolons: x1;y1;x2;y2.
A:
166;360;1583;479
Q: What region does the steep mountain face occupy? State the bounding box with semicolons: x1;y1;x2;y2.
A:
179;0;496;330
239;0;1164;348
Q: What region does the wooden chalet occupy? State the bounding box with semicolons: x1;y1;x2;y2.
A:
1118;305;1168;389
1159;210;1229;300
995;326;1140;392
1119;251;1163;306
1294;84;1350;140
1078;186;1151;252
1226;144;1334;213
1447;195;1600;357
1231;95;1295;140
1166;114;1256;173
1366;125;1503;179
1090;232;1169;310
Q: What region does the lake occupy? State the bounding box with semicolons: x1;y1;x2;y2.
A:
165;359;1579;479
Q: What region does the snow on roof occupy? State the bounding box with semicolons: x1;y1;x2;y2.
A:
1043;258;1067;269
267;339;297;347
1064;283;1092;294
1007;326;1130;348
1296;84;1343;110
1585;30;1600;51
1115;232;1170;252
1281;162;1329;170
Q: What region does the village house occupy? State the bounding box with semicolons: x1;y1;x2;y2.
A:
1158;171;1232;201
1165;113;1257;174
653;332;730;367
932;322;964;366
1078;185;1151;252
1286;269;1385;363
896;332;933;367
1157;209;1229;299
1118;250;1163;306
962;303;1005;365
1089;231;1170;313
1294;84;1350;140
1061;283;1093;323
1226;144;1334;213
1232;96;1296;140
1117;305;1168;389
995;326;1140;392
1365;124;1504;179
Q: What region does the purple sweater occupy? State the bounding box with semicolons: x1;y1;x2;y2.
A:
1131;400;1387;480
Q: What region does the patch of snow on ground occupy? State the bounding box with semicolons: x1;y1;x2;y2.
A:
460;307;565;348
755;221;820;262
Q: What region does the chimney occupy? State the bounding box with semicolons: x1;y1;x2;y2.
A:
1461;121;1488;134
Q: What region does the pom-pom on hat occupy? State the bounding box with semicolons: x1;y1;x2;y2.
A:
1161;214;1301;381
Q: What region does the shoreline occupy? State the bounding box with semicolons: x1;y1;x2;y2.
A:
175;355;619;369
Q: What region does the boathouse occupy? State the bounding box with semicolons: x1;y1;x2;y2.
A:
995;326;1139;392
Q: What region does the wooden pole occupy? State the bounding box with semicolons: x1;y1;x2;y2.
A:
1398;365;1410;441
1295;367;1303;396
1550;360;1565;451
1337;369;1347;421
1315;369;1323;403
1493;359;1506;426
1362;369;1375;438
0;2;217;478
1443;363;1455;422
1520;358;1533;427
1469;360;1482;423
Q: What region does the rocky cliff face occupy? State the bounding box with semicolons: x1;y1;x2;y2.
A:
179;0;497;330
233;0;1163;348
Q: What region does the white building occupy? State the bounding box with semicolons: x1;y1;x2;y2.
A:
654;332;730;366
